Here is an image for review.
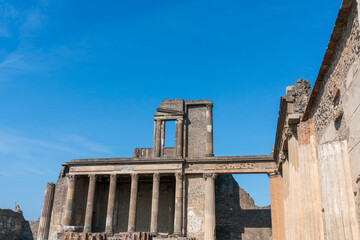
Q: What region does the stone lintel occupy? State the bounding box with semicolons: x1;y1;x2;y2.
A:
154;115;184;120
66;155;275;175
185;99;213;106
66;155;272;165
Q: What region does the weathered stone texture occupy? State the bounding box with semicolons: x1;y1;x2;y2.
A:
186;175;205;240
307;2;360;231
186;106;207;158
29;218;40;239
49;176;68;240
215;175;272;240
310;3;360;140
0;209;25;240
292;79;311;114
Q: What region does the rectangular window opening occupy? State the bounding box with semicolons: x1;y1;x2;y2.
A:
165;121;175;148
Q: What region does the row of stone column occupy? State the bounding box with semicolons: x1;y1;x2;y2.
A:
62;172;185;235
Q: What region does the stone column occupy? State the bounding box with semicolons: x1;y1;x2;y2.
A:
204;173;217;240
161;121;165;156
154;120;161;157
205;105;214;157
128;173;139;232
176;119;183;157
84;174;97;233
105;174;117;234
63;175;76;226
150;173;160;234
269;171;285;240
286;125;304;240
37;182;55;240
174;172;183;236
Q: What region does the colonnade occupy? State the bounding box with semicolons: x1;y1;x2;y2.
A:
62;172;217;238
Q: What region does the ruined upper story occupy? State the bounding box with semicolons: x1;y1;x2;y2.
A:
133;99;214;159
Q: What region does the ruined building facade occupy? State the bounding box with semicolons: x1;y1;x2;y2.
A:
37;0;360;239
271;0;360;239
37;100;273;240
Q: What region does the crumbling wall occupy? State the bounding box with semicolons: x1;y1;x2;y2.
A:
0;209;39;240
308;1;360;231
215;175;272;240
0;209;25;240
310;3;360;141
48;176;68;240
28;219;39;240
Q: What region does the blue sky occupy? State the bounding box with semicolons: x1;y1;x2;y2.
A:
0;0;342;220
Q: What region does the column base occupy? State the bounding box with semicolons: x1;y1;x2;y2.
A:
205;153;214;157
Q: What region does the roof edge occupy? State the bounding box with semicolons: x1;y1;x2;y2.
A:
303;0;354;121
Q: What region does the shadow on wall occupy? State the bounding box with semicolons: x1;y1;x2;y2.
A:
215;175;272;240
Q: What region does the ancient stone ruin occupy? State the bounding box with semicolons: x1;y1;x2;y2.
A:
37;99;273;240
37;0;360;239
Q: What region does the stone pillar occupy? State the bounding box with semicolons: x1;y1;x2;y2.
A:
84;174;97;233
161;121;165;156
286;125;304;240
269;171;285;240
150;173;160;234
176;119;183;157
154;120;161;157
63;175;76;226
205;105;214;157
128;173;139;232
174;172;183;236
204;173;217;240
105;174;117;234
37;182;55;240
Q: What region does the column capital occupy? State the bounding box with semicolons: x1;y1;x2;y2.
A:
131;173;139;181
67;174;76;182
203;173;217;180
89;174;97;181
153;173;160;181
110;174;117;182
176;118;184;123
175;172;183;181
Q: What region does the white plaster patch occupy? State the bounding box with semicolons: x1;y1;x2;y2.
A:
207;125;212;133
187;210;202;233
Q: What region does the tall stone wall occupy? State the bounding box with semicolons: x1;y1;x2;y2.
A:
186;106;207;158
306;1;360;236
48;175;68;240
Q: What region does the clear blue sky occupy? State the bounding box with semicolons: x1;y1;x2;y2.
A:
0;0;342;220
